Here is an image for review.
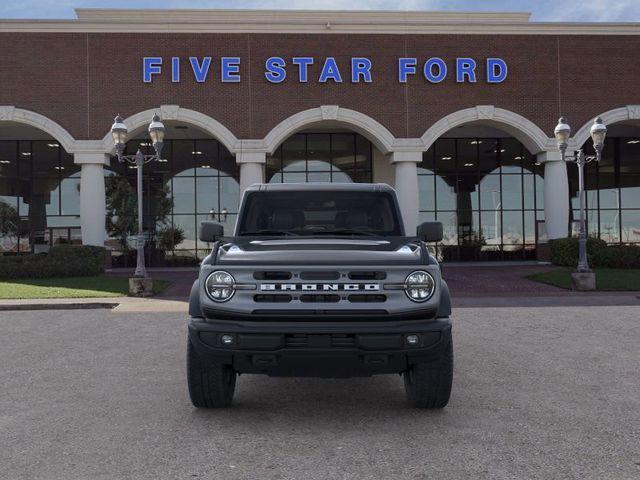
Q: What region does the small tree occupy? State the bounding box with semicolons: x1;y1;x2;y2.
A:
0;201;21;250
105;175;173;252
157;226;185;252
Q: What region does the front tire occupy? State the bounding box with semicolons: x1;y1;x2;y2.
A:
187;338;236;408
404;339;453;409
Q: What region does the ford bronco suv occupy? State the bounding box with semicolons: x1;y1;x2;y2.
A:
187;183;453;408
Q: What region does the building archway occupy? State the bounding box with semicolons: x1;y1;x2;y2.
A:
104;120;240;267
100;105;240;155
418;122;548;261
0;115;80;254
0;106;76;154
569;107;640;246
263;106;396;155
421;106;552;155
571;105;640;149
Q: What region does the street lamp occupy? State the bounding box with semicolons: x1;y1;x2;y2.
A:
554;116;607;275
110;113;165;279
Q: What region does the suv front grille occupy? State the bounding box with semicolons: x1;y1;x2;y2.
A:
254;294;292;303
253;271;292;280
248;269;396;308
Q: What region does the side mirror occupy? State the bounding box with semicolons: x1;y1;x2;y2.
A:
198;221;224;242
417;221;443;242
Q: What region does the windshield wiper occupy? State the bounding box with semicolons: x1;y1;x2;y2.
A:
311;229;378;237
241;229;299;236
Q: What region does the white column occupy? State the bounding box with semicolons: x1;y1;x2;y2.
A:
75;152;109;246
539;151;569;239
237;151;266;193
391;151;422;235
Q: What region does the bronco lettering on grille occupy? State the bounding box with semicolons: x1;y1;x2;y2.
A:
260;283;379;291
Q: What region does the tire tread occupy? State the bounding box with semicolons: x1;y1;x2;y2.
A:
187;338;236;408
404;340;453;409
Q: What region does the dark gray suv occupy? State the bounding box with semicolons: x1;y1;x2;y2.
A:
187;183;453;408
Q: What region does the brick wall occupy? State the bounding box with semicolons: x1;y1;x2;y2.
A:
1;32;639;142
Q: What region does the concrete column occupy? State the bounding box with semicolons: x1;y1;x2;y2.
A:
237;151;266;194
391;151;422;235
75;153;109;247
538;151;569;239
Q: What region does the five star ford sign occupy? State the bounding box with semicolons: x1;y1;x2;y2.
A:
143;56;508;84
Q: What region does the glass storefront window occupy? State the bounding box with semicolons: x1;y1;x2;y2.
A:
420;136;544;261
621;210;640;243
105;138;240;266
0;140;79;254
568;136;640;245
266;132;373;184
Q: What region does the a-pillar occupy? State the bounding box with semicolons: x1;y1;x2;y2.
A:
237;151;266;194
391;151;422;235
538;151;569;239
75;152;109;246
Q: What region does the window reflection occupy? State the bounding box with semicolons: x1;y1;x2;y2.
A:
0;140;79;253
419;136;544;261
266;133;372;184
105;138;240;266
568;136;640;245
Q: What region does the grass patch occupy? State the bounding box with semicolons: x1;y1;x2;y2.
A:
0;276;170;299
526;268;640;291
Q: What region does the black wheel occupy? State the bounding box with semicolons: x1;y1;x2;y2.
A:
403;339;453;409
187;338;236;408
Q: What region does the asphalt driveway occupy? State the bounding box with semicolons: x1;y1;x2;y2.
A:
1;306;639;479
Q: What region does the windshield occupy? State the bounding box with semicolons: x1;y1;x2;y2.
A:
236;190;403;237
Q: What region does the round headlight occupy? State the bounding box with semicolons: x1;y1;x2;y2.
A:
404;270;435;302
205;271;236;302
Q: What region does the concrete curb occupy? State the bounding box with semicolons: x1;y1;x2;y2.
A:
0;302;120;311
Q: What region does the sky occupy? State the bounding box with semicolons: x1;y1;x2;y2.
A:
1;0;640;22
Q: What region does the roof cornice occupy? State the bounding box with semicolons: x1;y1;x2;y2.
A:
0;9;639;35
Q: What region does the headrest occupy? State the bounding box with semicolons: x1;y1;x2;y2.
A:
335;210;369;229
271;211;295;230
272;210;305;230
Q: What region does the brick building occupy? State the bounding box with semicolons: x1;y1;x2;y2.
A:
1;9;639;264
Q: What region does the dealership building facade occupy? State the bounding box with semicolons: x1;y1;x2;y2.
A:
1;9;640;263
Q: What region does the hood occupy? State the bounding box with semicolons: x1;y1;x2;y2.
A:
215;237;423;266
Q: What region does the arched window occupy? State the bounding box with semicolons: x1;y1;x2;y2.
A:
0;139;79;253
107;138;239;267
418;137;544;261
266;133;372;184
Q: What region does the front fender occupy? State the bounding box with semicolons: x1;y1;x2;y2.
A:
188;279;202;318
436;279;452;318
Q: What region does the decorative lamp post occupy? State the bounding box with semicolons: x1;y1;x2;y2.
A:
554;116;607;289
110;114;165;293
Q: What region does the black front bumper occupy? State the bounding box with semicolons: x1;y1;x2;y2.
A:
188;317;452;378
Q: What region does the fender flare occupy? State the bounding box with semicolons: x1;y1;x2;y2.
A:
437;279;452;318
188;279;202;318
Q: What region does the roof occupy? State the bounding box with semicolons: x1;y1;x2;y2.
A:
247;183;395;192
0;9;639;35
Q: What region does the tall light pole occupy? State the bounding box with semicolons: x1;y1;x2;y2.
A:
110;114;165;279
554;116;607;279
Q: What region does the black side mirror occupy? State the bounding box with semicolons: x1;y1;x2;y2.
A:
199;221;224;242
417;221;443;242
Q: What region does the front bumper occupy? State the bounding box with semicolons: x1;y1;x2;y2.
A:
188;317;452;378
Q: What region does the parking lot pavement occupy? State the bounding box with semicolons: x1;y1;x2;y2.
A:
1;307;639;480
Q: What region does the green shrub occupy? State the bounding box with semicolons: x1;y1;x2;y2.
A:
0;245;106;279
550;237;640;269
593;245;640;269
549;237;607;267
